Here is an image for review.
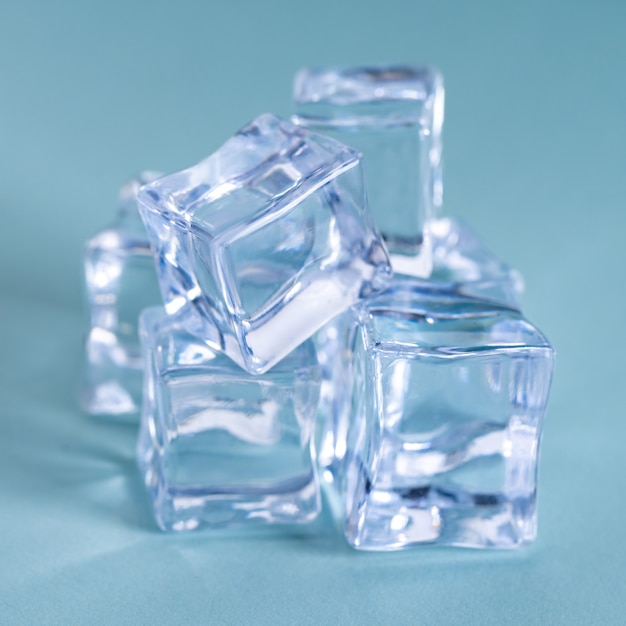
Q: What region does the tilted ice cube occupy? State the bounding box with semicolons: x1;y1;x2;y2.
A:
343;285;554;550
137;114;392;375
81;172;163;416
316;216;524;485
293;65;444;277
137;306;322;532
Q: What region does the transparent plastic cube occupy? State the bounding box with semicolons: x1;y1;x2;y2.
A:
137;114;392;375
343;285;554;550
137;306;322;532
81;172;162;416
316;216;524;486
293;65;444;277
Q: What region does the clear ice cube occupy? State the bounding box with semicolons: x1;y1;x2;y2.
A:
316;216;524;486
137;114;392;375
343;285;554;550
293;65;444;276
416;217;524;308
137;306;322;532
81;172;163;416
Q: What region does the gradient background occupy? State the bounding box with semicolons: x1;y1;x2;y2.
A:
1;0;625;623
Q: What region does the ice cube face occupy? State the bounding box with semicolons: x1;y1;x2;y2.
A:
137;114;392;375
315;217;524;487
343;286;554;550
137;306;322;532
81;172;163;416
293;66;444;275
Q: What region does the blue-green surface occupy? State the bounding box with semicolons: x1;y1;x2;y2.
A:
1;1;625;623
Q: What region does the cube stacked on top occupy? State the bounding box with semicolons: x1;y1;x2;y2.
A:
137;113;392;375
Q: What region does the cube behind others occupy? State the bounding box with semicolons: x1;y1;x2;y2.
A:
293;66;444;278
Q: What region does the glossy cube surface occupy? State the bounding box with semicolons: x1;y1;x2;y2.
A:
293;65;444;276
343;286;554;550
137;114;392;375
138;307;322;532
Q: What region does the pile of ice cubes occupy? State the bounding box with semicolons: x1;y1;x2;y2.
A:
81;66;554;550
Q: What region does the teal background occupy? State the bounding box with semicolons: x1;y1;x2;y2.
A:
1;0;625;623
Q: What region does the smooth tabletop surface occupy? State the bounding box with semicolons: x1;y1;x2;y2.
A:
1;1;625;623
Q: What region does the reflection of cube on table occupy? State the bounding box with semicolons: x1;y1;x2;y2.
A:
137;113;392;375
137;306;322;532
293;66;444;277
344;285;554;550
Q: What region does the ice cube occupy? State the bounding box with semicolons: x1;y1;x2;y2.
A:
137;306;322;531
413;217;524;308
343;285;554;550
293;65;444;277
137;114;392;375
81;172;162;416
